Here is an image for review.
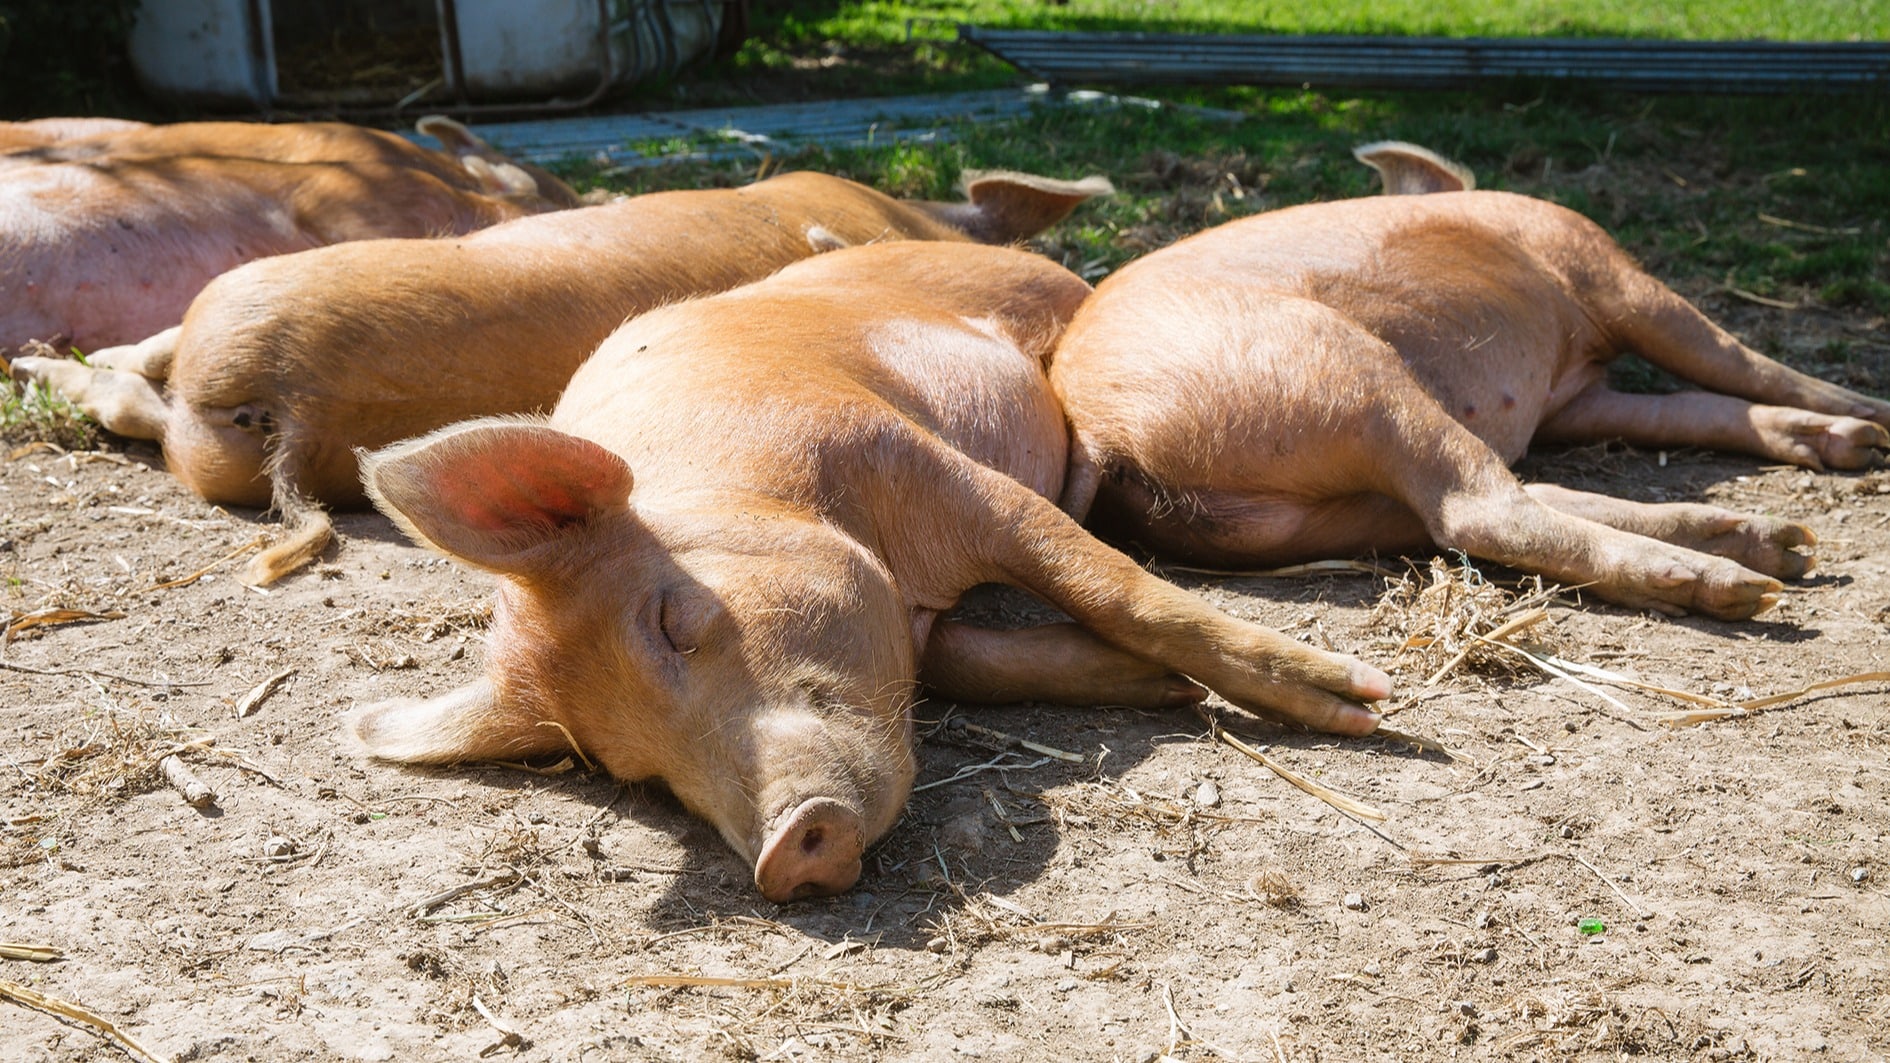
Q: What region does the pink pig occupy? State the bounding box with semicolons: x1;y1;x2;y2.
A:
0;116;578;353
1050;143;1890;620
356;242;1391;902
10;169;1109;585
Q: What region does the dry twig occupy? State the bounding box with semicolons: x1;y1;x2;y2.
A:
158;755;216;808
1193;706;1387;821
5;608;126;641
1653;671;1890;727
0;943;63;962
0;978;173;1063
235;668;296;718
145;535;267;591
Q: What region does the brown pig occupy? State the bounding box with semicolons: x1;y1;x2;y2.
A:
0;116;577;352
9;168;1111;585
0;117;149;152
354;241;1391;902
0;116;576;198
1050;142;1890;621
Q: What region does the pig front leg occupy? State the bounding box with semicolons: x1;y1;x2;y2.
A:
8;353;169;440
889;450;1391;735
920;619;1206;709
1594;268;1890;444
84;325;181;382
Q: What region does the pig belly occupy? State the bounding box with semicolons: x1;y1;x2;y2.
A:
1057;288;1561;562
0;175;316;351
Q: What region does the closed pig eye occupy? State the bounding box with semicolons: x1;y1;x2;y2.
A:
658;592;697;657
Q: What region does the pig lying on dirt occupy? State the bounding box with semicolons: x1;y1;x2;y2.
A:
9;168;1109;585
1051;143;1890;621
355;242;1391;902
0;116;578;353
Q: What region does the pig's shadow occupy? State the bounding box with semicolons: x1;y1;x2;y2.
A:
616;577;1430;950
327;507;424;547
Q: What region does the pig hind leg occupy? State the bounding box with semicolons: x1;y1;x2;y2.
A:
7;355;169;440
1537;384;1885;471
1347;376;1785;619
1523;483;1815;580
1583;269;1890;465
159;403;274;508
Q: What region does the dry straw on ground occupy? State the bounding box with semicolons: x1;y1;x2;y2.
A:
1370;554;1565;686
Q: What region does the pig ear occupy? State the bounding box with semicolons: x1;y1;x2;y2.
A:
458;153;541;198
350;678;572;764
1353;140;1476;195
416;114;580;207
359;419;633;575
804;225;850;253
922;171;1115;244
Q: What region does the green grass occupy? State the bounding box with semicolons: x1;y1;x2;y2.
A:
669;0;1890;337
612;3;1890;398
750;0;1889;42
1;376;99;451
577;87;1890;316
709;0;1890;99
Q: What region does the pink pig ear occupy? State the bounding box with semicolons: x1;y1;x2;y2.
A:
359;419;633;574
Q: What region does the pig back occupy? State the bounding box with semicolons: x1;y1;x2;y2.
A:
557;242;1089;506
162;194;849;502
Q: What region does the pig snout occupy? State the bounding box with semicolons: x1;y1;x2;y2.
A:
731;700;913;903
756;797;867;902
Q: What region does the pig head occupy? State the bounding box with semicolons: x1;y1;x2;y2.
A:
354;242;1388;901
360;426;920;900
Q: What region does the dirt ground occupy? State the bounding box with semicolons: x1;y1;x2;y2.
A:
4;300;1888;1061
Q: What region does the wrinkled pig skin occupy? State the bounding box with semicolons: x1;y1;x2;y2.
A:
356;242;1391;903
1051;143;1890;623
10;167;1110;585
0;116;578;352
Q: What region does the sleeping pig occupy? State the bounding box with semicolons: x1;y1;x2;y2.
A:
10;169;1110;585
1049;143;1889;620
0;116;577;352
354;241;1391;902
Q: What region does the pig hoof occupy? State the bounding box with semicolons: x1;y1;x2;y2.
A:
1609;552;1782;620
1775;411;1890;470
1684;559;1784;621
8;355;55;385
755;798;865;903
1689;513;1816;581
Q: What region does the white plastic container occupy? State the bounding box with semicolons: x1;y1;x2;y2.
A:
127;0;276;109
449;0;729;100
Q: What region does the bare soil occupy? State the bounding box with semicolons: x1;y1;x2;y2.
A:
3;309;1888;1061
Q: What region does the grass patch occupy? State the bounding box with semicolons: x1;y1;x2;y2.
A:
2;368;100;452
559;74;1890;400
682;0;1890;105
737;0;1889;54
571;86;1890;315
